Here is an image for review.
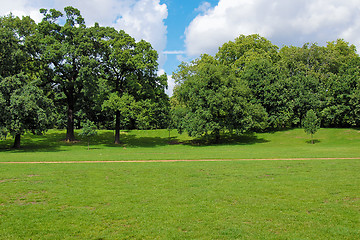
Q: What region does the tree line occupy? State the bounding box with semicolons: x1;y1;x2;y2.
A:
171;35;360;142
1;8;359;147
0;7;169;148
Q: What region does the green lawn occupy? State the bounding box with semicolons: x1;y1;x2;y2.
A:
1;129;359;239
0;160;359;239
0;128;359;162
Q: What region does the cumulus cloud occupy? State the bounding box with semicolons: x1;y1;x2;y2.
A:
195;2;212;14
1;0;168;66
112;0;168;66
185;0;360;56
165;75;176;96
0;0;43;22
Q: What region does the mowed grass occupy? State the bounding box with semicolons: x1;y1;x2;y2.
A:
0;160;359;239
0;128;359;162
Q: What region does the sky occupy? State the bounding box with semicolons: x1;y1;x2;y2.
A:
2;0;360;95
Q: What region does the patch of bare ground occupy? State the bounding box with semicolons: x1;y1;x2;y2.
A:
0;178;18;183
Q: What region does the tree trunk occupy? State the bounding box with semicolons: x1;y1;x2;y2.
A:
66;96;76;142
214;129;220;144
13;133;21;149
114;110;121;144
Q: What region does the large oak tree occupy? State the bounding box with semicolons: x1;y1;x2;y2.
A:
98;26;168;144
37;7;99;141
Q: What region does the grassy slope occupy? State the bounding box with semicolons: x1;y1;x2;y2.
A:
0;160;359;239
0;128;359;162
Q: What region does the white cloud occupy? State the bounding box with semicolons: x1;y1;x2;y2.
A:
0;0;43;22
1;0;168;67
165;75;176;96
185;0;360;56
113;0;168;66
195;2;212;13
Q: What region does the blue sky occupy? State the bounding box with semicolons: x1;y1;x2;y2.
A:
2;0;360;95
161;0;220;75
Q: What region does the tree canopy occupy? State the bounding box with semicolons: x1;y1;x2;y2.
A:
171;34;360;141
171;54;268;142
1;8;360;147
0;7;169;147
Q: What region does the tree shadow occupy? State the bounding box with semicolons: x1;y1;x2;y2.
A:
0;130;271;152
0;132;66;153
305;139;321;144
80;131;271;148
102;132;172;148
168;132;269;147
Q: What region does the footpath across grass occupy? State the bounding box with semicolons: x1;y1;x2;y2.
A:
0;128;359;162
0;160;359;239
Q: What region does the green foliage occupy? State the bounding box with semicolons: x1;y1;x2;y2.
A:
79;120;97;150
3;7;360;149
0;74;54;147
97;25;168;142
216;34;279;67
303;109;321;144
0;14;37;78
212;35;360;130
0;92;6;138
102;93;137;128
80;120;97;138
172;53;268;142
0;13;53;148
37;7;100;141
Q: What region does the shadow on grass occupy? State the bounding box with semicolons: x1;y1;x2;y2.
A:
305;139;321;144
0;130;270;152
101;131;173;148
168;132;269;147
65;130;270;148
0;131;66;153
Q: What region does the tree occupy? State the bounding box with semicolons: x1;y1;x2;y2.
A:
216;35;290;129
0;14;53;148
102;92;138;131
98;26;168;143
79;120;97;150
171;54;267;143
302;109;320;144
320;40;360;127
0;92;7;138
0;75;54;148
216;34;279;67
38;7;99;141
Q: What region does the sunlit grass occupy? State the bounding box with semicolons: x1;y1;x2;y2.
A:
1;129;359;238
0;128;359;162
0;160;359;239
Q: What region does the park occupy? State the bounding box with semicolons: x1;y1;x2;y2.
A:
1;6;360;240
1;129;360;239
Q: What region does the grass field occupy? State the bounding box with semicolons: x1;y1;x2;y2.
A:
0;128;359;239
1;160;359;239
0;128;359;162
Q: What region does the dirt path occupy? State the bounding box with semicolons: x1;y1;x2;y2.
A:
0;157;360;164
